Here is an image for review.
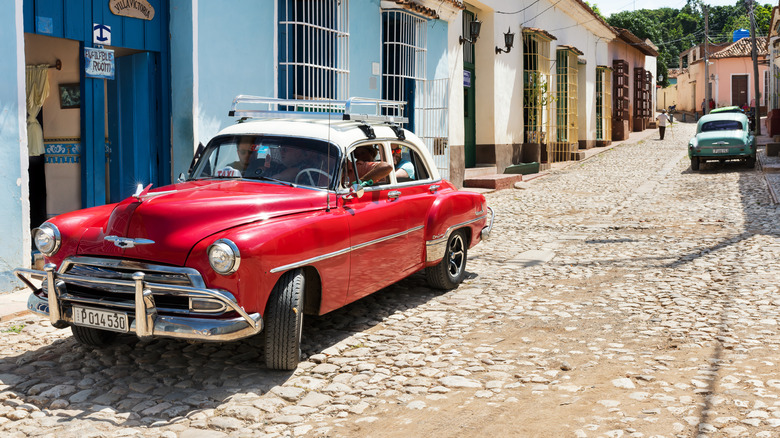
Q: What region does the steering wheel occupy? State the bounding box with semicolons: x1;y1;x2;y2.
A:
295;168;330;186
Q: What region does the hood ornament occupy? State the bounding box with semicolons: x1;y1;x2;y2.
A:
133;183;154;201
105;235;155;249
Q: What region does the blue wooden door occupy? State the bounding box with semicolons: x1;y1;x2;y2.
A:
107;52;161;203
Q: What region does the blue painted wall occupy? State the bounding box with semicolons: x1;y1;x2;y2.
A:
0;2;27;290
170;0;196;178
349;0;382;99
427;19;449;80
171;0;440;164
195;0;276;144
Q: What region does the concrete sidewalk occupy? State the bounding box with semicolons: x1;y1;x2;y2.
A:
0;288;32;322
463;122;663;194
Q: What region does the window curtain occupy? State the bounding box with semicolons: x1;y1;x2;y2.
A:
26;64;50;157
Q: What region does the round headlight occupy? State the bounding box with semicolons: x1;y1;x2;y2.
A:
207;239;240;275
34;223;61;256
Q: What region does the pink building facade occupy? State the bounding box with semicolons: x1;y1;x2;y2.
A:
675;38;768;114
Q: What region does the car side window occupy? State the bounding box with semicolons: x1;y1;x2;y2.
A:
343;144;392;188
391;143;431;183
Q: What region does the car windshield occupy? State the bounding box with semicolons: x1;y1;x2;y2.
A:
700;120;743;132
190;135;340;189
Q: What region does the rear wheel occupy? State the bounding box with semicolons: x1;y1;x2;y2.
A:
71;325;119;347
691;157;700;171
746;155;756;168
426;230;468;290
264;268;305;370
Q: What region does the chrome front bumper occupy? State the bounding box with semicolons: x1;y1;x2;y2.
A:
15;264;262;342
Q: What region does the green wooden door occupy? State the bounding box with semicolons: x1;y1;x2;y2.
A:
464;67;476;167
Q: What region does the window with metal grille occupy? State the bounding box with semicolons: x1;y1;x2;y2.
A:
381;9;426;129
523;30;552;145
765;69;769;107
278;0;349;100
596;66;612;142
550;48;578;162
773;63;780;110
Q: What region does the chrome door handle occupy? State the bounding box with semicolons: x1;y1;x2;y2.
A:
388;191;401;199
429;184;440;193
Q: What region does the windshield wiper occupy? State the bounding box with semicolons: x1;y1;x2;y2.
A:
247;175;297;188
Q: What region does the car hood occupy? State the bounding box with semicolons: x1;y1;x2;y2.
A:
77;180;329;265
694;130;746;146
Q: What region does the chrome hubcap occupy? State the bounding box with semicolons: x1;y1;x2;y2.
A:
448;234;465;278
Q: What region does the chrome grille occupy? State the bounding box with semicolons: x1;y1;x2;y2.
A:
53;257;210;315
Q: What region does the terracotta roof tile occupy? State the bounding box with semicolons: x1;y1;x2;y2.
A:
614;28;658;57
523;27;557;41
710;37;768;59
390;0;464;20
558;44;584;56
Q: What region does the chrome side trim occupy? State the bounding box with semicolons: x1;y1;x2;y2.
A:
270;225;425;273
425;214;487;263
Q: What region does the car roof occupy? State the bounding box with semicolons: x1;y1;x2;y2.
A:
217;118;417;150
698;112;748;124
215;118;442;180
709;106;743;114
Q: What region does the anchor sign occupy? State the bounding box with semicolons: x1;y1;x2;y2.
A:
93;23;111;46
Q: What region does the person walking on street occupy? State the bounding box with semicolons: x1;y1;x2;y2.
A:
656;109;670;140
701;98;706;119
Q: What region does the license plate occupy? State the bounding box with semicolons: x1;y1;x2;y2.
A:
713;148;729;154
73;306;129;333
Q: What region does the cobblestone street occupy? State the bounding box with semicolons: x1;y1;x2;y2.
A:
2;121;780;437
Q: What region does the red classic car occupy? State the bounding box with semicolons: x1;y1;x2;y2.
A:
15;97;494;370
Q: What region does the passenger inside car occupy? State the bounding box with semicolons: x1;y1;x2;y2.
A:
345;145;392;187
228;137;259;172
391;144;415;181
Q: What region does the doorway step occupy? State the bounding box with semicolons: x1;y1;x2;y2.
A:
463;165;523;190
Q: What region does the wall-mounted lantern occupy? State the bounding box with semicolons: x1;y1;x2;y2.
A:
495;28;515;54
460;18;482;45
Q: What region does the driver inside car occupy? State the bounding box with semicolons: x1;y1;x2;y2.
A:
263;147;329;186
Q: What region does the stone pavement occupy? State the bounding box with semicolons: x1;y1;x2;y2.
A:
1;121;780;437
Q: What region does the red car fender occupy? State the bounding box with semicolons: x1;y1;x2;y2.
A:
185;208;351;316
43;204;118;266
423;190;488;266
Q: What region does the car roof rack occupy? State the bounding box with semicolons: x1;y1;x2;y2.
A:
228;95;408;125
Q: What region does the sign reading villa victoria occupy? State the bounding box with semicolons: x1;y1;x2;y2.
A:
109;0;155;21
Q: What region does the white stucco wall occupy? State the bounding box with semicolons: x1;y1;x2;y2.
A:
454;0;614;150
0;0;30;291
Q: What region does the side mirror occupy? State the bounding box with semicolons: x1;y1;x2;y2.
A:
177;172;186;183
342;183;365;200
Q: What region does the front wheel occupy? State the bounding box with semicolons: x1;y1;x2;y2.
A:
264;268;305;370
746;155;756;168
71;325;119;347
426;230;468;290
691;157;700;171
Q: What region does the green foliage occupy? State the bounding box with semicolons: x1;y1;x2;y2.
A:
603;1;773;89
584;2;605;20
2;324;25;333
